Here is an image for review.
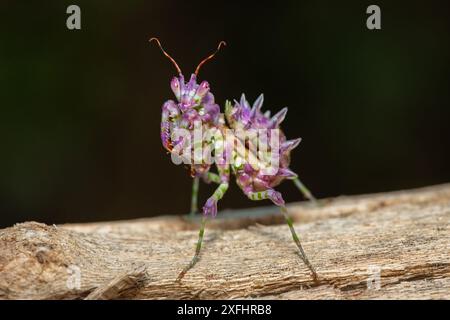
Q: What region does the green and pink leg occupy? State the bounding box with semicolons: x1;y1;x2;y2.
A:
189;170;225;216
177;166;229;281
246;188;318;280
292;177;318;205
189;173;318;216
189;177;200;216
187;135;316;214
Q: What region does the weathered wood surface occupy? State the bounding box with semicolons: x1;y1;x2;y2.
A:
0;183;449;299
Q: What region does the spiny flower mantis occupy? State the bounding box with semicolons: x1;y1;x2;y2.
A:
150;38;318;281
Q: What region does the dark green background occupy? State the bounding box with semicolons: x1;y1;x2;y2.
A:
1;1;449;227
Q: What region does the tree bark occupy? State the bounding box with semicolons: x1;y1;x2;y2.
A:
0;183;449;299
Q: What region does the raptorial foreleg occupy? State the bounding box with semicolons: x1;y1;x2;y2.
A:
160;100;180;152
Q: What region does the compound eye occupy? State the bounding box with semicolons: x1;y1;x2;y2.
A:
170;77;181;100
195;81;210;99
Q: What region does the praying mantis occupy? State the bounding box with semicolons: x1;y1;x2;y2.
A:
150;38;318;281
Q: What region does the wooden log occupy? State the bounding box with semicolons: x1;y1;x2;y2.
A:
0;183;449;299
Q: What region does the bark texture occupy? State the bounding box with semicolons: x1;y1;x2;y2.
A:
0;184;449;299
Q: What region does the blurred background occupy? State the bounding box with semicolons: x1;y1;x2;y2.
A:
0;1;449;227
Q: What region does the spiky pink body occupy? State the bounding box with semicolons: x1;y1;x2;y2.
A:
225;94;302;199
161;74;302;211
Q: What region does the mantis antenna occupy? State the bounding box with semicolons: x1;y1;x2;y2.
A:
194;41;226;76
149;37;182;75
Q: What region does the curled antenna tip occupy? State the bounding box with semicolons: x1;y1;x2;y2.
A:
195;40;227;76
148;37;182;75
149;37;162;46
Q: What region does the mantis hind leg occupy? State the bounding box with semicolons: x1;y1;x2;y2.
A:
189;177;200;216
292;177;318;205
280;206;317;280
246;189;318;280
189;172;222;216
176;216;207;282
177;165;230;281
